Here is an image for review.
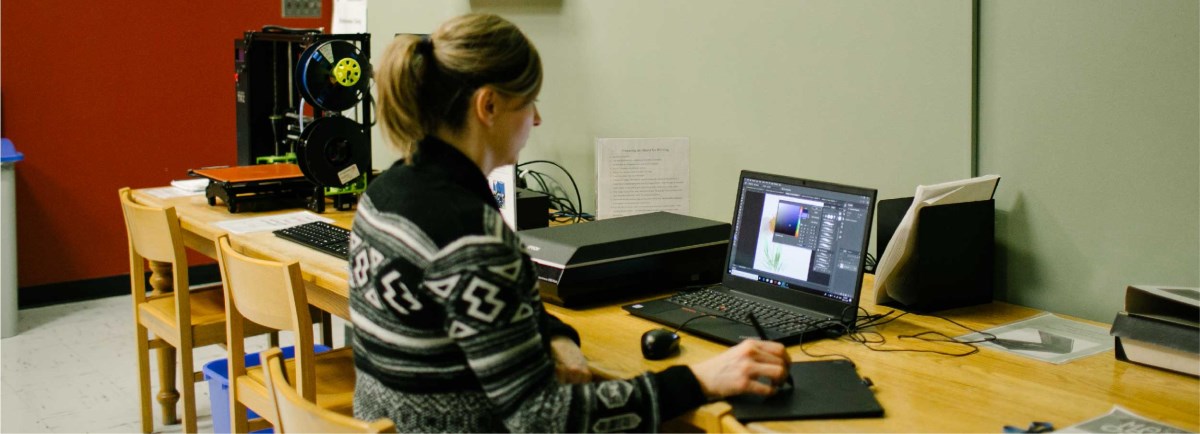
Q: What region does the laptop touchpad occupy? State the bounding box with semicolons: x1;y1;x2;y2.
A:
651;308;708;325
688;316;756;339
657;310;745;332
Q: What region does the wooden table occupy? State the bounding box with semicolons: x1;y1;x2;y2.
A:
132;189;1200;432
547;288;1200;432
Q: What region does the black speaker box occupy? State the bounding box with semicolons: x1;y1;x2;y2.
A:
516;188;550;230
876;198;994;312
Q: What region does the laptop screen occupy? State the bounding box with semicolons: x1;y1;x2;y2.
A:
726;171;875;306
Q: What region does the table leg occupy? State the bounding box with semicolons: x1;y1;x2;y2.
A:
148;260;179;426
320;310;334;346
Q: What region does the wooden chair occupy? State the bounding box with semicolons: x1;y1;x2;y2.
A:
118;187;276;433
215;234;356;433
260;347;395;433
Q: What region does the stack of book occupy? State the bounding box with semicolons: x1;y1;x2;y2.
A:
1110;285;1199;377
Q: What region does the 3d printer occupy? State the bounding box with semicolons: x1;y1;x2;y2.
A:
200;26;372;213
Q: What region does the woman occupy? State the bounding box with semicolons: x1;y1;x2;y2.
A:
349;13;790;432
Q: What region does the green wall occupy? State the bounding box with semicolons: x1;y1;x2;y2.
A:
369;0;973;239
978;0;1199;321
366;1;1200;322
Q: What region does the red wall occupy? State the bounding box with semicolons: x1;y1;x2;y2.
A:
2;1;332;287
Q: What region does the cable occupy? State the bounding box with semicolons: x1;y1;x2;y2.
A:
519;169;594;223
670;314;723;336
855;307;907;329
854;309;996;357
786;306;999;362
271;42;282;156
666;296;1000;363
791;305;860;363
524;170;577;219
517;160;589;223
365;92;377;127
262;25;322;34
897;312;998;348
298;99;306;134
521;169;585;223
794;319;857;364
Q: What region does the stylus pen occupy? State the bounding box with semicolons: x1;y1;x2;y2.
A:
747;311;771;341
748;312;793;389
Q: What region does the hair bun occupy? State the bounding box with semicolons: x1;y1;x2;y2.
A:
418;35;434;54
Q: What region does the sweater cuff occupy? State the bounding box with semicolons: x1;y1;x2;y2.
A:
652;365;708;421
544;313;582;346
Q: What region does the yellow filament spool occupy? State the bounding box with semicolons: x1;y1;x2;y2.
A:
332;58;362;87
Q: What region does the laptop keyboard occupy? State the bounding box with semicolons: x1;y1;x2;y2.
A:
273;221;350;260
668;288;824;335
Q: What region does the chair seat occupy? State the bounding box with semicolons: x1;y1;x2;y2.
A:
138;285;226;345
138;284;275;348
247;347;355;414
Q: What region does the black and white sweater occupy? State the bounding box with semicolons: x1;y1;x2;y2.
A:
349;137;706;433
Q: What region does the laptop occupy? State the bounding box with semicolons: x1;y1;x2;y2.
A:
622;170;877;345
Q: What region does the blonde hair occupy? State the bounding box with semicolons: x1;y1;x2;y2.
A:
376;13;543;162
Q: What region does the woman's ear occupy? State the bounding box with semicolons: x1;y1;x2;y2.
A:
472;87;498;127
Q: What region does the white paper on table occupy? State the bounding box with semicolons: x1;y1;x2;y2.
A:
956;313;1114;364
170;178;208;193
595;137;689;220
213;211;333;235
1057;406;1189;433
143;186;203;199
874;174;1000;305
332;0;368;34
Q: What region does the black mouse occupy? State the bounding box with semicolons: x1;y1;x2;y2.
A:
641;328;680;360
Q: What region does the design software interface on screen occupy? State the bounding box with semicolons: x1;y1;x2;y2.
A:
729;177;872;303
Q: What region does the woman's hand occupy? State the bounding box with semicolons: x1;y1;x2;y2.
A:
550;336;592;384
689;339;790;399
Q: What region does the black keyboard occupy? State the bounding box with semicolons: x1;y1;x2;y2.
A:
668;288;824;335
273;221;351;260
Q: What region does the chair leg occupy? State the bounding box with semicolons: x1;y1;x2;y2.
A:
135;325;153;434
231;390;249;434
157;346;179;425
148;261;180;426
179;346;198;433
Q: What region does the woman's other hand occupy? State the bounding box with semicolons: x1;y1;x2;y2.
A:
550;336;592;384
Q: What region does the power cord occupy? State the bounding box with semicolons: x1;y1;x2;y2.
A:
522;170;580;222
517;160;595;223
658;291;999;364
792;306;999;362
670;314;723;336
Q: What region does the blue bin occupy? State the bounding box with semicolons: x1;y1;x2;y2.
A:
202;345;330;433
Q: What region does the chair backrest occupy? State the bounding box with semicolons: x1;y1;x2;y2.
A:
215;235;318;400
118;187;191;323
260;347;396;434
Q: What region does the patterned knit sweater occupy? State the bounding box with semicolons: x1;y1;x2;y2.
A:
350;137;706;432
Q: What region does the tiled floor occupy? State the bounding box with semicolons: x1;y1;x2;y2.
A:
1;294;347;433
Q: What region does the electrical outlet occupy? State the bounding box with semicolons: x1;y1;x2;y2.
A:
282;0;321;18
